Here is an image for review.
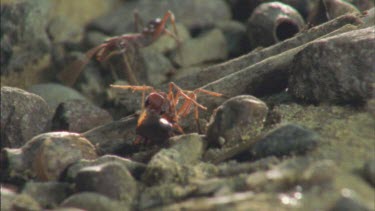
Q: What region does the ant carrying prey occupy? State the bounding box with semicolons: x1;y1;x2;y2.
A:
110;82;222;145
58;11;180;86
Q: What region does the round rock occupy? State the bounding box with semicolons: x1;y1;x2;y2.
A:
75;162;137;204
244;124;319;160
61;192;126;211
206;95;269;148
1;86;52;149
52;99;113;133
2;132;97;181
27;83;88;110
289;27;375;104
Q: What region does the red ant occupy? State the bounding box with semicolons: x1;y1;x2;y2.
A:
58;10;180;86
110;82;222;145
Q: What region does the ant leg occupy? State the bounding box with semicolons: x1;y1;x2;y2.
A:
177;92;197;117
107;62;119;81
152;10;177;40
167;82;181;120
176;92;202;134
133;9;144;33
170;82;207;110
110;84;154;92
58;44;104;86
122;53;139;85
163;29;180;43
193;88;223;97
173;123;185;134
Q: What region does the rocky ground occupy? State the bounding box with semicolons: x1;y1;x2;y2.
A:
1;0;374;210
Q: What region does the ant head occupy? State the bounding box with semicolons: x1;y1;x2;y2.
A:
142;18;162;34
145;92;168;114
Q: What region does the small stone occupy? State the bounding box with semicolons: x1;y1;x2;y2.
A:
289;27;375;104
140;49;174;86
22;181;72;209
206;95;269;148
323;0;360;20
243;124;319;160
139;184;197;209
215;20;249;57
27;83;88;110
65;155;146;182
363;159;375;187
60;192;127;211
142;134;205;185
1;186;41;211
171;29;228;67
145;23;191;54
52;99;113;133
1;86;52;148
1;0;52;88
245;158;336;191
47;16;83;44
167;133;205;164
75;162;137;204
2;132;97;181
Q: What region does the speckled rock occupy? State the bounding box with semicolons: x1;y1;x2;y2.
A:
142;134;205;185
215;20;249;57
139;183;197;209
1;86;52;149
65;155;146;182
47;16;83;44
2;132;97;181
245;158;337;191
27;83;88;110
75;162;137;204
171;29;228;67
60;192;127;211
241;124;320;160
323;0;360;20
145;23;191;54
140;49;174;86
363;159;375;187
1;0;52;88
227;0;316;21
289;27;375;104
52;99;113;133
1;186;41;211
206;95;269;148
22;181;72;209
91;0;231;35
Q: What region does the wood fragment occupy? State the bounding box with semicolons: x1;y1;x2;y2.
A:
163;14;362;91
197;24;359;112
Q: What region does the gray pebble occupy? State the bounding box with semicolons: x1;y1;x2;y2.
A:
206;95;269;148
1;86;52;148
52;99;113;133
244;124;319;160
